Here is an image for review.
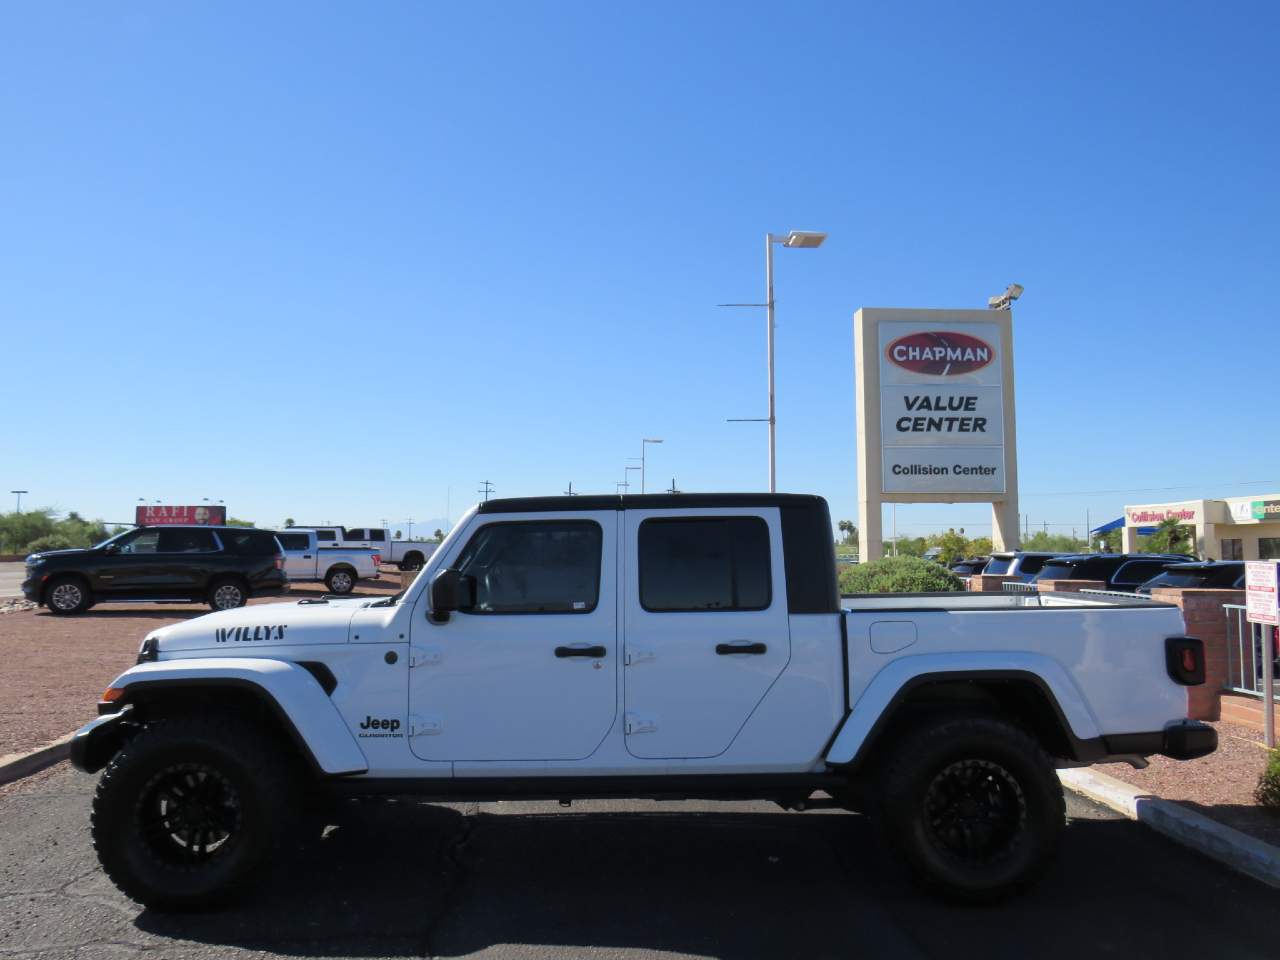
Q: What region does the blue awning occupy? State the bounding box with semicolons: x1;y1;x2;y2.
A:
1091;517;1156;536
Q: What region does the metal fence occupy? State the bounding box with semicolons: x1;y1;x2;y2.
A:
1224;604;1278;699
1001;581;1038;593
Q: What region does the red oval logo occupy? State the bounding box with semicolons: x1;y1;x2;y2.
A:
884;331;994;376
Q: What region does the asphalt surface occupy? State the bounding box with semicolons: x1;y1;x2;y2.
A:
2;766;1276;959
0;562;25;600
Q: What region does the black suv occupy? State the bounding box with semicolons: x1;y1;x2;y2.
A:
1030;553;1194;593
22;525;288;614
1135;560;1246;595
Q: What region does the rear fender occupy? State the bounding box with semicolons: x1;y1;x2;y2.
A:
103;657;368;775
824;652;1100;766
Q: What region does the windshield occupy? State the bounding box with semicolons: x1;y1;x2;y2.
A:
984;557;1012;575
93;529;135;550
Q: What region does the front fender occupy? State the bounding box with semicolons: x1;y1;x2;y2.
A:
104;657;368;775
823;652;1101;766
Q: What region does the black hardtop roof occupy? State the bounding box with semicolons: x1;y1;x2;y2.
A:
476;493;829;514
1159;560;1244;570
989;550;1069;559
1048;553;1191;564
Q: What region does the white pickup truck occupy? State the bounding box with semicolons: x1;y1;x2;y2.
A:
72;494;1214;910
303;525;437;571
272;529;380;594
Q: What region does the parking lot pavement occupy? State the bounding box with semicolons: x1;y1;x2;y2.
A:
0;562;25;600
3;766;1277;960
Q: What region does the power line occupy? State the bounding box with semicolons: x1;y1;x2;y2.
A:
1022;478;1280;497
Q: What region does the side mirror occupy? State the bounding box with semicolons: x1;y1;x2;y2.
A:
103;543;119;555
429;568;474;618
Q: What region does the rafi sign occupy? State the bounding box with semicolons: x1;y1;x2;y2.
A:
884;331;995;376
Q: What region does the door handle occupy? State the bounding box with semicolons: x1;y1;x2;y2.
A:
555;645;607;658
716;642;768;655
303;554;312;559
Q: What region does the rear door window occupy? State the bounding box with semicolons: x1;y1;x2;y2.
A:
1018;555;1052;576
221;530;277;555
638;517;771;612
158;529;219;553
277;533;311;551
315;530;337;542
1035;561;1076;581
1114;560;1178;586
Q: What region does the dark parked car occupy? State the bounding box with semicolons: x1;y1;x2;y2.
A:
1030;553;1194;593
948;556;990;576
1135;560;1246;595
22;525;288;614
981;551;1068;582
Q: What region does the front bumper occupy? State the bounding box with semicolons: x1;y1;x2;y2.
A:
69;706;134;774
21;572;44;603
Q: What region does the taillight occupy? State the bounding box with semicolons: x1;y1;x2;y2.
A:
274;553;284;570
373;553;381;567
1165;636;1205;686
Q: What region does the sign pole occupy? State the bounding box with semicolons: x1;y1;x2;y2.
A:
1245;560;1279;747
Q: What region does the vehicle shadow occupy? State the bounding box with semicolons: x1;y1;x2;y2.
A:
34;608;211;621
131;801;1278;959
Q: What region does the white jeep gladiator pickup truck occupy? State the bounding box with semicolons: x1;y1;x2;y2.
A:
71;494;1214;910
272;529;380;594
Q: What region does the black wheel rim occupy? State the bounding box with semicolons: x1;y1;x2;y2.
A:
923;758;1026;864
135;762;242;864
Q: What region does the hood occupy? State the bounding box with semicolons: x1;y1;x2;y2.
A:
27;547;94;562
148;596;374;656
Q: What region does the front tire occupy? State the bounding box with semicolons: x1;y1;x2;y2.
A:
207;578;247;611
91;715;299;910
324;568;355;594
45;576;92;615
877;715;1065;903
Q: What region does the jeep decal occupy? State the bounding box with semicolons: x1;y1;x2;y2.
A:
215;624;288;643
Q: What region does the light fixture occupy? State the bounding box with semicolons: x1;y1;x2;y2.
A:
987;283;1024;310
782;231;827;249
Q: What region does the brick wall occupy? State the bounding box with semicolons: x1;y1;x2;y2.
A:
968;574;1019;592
1149;587;1245;720
1034;579;1107;593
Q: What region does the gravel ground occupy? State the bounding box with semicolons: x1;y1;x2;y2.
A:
0;573;400;757
1097;720;1280;846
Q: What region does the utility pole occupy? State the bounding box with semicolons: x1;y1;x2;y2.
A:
564;482;577;496
616;480;630;494
10;490;28;513
478;481;495;502
407;518;414;540
666;478;681;494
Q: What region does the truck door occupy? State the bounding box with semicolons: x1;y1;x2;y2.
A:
622;509;790;759
409;511;617;762
276;532;315;580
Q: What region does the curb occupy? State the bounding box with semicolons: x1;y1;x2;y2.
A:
1059;768;1280;889
0;733;74;787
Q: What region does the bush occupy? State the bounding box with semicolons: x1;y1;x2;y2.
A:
839;555;965;594
23;534;77;554
1256;748;1280;810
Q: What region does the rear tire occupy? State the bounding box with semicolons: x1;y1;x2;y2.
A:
91;715;300;911
324;568;355;594
45;576;92;615
877;714;1065;903
207;578;247;611
399;552;424;572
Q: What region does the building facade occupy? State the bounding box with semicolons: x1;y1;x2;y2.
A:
1120;495;1280;561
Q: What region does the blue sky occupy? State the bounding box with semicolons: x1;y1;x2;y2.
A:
2;2;1277;538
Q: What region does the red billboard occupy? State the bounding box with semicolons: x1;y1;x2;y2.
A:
135;505;227;526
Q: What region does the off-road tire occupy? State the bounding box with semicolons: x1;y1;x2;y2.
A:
324;567;356;594
877;714;1065;903
207;578;248;611
91;714;299;911
45;575;92;615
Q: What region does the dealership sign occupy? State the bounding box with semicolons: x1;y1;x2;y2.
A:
135;504;227;526
877;322;1006;495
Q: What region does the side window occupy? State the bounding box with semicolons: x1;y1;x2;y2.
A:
639;517;771;612
119;530;161;555
278;533;310;551
1112;561;1153;585
369;530;386;542
315;530;337;542
158;529;218;553
454;521;602;613
220;530;274;555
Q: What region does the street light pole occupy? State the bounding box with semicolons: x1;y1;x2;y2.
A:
723;231;826;493
640;438;663;494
